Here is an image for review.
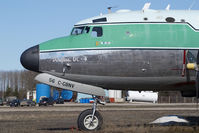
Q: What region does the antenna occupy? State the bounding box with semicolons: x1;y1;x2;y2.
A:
166;4;170;11
189;0;196;10
142;3;151;11
107;6;118;13
107;7;112;13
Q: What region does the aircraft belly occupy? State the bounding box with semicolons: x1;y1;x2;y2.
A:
40;49;188;77
42;72;195;91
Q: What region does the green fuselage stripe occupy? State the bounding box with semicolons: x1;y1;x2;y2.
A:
40;23;199;51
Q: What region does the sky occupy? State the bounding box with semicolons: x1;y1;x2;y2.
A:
0;0;199;71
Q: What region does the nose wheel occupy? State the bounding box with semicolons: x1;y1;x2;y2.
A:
77;97;104;131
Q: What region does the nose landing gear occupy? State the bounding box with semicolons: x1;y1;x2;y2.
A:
77;97;104;131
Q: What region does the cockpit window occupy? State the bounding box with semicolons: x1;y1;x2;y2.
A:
71;26;90;35
91;27;103;37
83;26;90;33
71;27;84;35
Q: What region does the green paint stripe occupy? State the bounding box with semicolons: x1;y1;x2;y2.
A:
40;23;199;51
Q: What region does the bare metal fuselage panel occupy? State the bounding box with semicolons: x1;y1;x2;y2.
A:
40;49;197;91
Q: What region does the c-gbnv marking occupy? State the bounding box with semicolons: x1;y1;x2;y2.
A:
58;80;75;88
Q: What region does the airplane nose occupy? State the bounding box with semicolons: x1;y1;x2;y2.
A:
20;45;39;72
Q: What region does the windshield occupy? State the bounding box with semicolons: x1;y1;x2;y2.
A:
71;26;90;35
71;27;85;35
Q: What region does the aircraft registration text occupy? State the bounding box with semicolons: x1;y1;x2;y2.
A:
49;78;75;88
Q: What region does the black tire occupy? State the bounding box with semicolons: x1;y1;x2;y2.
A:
77;109;103;131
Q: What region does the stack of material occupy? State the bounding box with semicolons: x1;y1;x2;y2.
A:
109;90;123;103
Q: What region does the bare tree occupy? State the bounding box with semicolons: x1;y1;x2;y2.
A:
0;70;38;99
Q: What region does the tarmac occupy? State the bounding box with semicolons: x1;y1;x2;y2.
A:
0;103;199;112
0;103;199;133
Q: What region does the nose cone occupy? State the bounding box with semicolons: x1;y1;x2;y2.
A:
20;45;39;72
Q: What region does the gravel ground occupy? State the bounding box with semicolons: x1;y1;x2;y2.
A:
0;104;199;133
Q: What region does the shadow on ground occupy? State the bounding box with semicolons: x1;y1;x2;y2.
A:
38;127;79;132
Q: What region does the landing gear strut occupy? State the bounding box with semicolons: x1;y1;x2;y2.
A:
77;96;104;131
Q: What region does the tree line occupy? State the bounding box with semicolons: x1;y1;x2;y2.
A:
0;70;197;103
0;70;38;99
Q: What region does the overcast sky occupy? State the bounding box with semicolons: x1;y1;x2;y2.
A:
0;0;199;71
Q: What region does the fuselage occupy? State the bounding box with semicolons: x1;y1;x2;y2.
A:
21;9;199;92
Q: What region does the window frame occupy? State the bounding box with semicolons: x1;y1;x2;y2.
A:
71;26;91;36
91;26;103;38
71;26;85;35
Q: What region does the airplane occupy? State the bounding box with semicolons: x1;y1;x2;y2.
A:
20;3;199;131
